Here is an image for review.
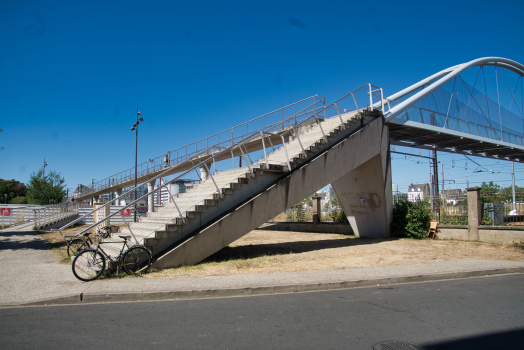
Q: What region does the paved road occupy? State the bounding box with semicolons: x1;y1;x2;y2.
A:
1;274;523;349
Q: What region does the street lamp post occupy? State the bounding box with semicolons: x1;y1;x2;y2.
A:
131;105;143;223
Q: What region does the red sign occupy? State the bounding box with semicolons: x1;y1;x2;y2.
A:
120;208;131;216
0;208;11;216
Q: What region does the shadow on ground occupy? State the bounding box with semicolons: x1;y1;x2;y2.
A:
423;327;524;349
204;236;399;263
0;231;52;251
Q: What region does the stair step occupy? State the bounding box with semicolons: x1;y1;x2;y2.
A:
91;110;361;262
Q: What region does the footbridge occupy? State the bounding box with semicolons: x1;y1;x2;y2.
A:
61;57;524;269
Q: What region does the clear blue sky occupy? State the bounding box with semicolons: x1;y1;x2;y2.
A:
1;0;523;194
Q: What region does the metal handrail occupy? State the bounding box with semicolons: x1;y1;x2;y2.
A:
64;84;384;239
59;98;327;236
402;105;524;145
32;203;79;230
81;95;326;195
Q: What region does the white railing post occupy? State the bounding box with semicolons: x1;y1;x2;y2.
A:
280;135;292;171
380;88;384;112
334;102;344;124
204;162;224;198
369;84;373;111
352;93;360;114
238;145;254;177
260;131;269;169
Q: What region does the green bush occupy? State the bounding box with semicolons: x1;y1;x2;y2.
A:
294;203;305;222
10;196;29;204
391;199;431;239
330;208;349;223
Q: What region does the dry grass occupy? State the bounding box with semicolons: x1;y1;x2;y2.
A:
147;230;524;278
38;226;524;276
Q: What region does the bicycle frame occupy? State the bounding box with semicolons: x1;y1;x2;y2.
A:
92;238;133;274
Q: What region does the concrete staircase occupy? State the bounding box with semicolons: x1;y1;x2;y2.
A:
100;110;363;261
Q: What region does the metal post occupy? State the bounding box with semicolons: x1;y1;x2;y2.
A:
512;162;517;212
432;149;440;221
238;145;253;176
334;102;344;124
134;106;138;223
380;88;384;112
231;150;236;168
440;163;446;202
261;131;269;169
204;162;223;198
351;93;359;114
369;84;373;111
280;135;292;171
120;211;139;245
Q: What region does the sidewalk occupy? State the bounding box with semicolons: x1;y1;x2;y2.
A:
1;224;524;307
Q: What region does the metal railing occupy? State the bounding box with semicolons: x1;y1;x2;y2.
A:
0;206;36;229
33;203;79;230
401;105;524;146
78;95;326;197
63;84;384;243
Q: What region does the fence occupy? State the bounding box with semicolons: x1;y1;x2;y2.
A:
0;206;38;229
479;192;524;225
408;192;524;226
32;203;79;230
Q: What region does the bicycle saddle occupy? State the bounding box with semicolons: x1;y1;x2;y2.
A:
118;235;132;241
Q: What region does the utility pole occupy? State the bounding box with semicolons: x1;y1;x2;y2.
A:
432;149;439;221
441;162;445;201
512;161;517;213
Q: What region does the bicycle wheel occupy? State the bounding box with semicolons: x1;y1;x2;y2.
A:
67;239;88;256
72;249;105;282
122;246;151;275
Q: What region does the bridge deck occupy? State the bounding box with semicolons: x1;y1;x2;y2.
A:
388;118;524;161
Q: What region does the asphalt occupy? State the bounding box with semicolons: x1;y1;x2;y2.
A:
1;223;524;307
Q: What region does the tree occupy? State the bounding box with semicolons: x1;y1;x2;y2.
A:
501;185;524;202
294;202;305;222
0;179;28;203
480;181;504;203
330;194;349;223
27;167;67;205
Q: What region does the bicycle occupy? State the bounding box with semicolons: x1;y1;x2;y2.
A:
71;229;152;282
63;226;113;257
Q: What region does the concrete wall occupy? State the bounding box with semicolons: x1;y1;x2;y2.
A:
259;222;353;235
331;117;392;238
438;225;524;244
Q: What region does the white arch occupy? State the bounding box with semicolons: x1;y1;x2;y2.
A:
383;57;524;122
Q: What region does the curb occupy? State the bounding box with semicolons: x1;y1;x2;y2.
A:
5;266;523;308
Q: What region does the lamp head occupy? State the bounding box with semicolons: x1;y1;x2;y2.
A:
139;117;144;122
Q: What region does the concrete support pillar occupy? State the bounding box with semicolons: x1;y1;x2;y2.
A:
331;123;392;238
92;195;99;205
147;179;156;213
115;189;122;206
466;186;481;241
312;193;321;224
